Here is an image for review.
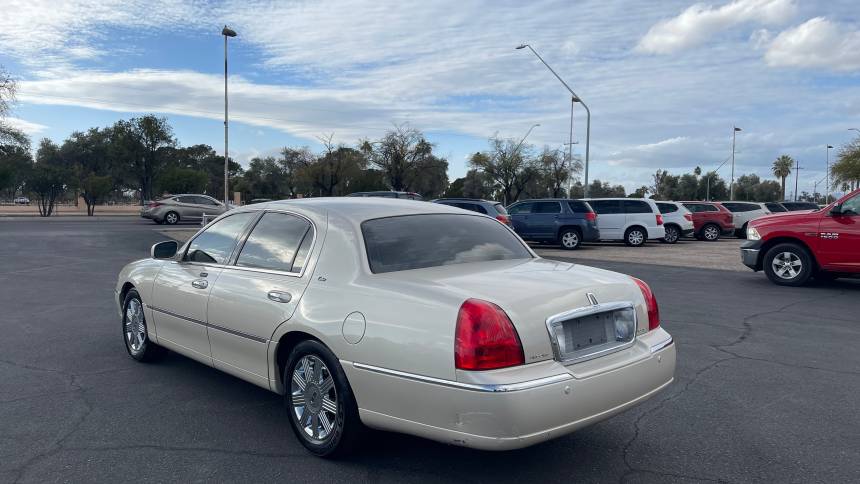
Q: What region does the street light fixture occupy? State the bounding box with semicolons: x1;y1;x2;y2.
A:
729;126;742;200
516;44;591;197
222;25;237;205
849;128;860;134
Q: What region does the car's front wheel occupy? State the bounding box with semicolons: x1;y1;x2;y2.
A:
559;228;581;250
763;243;813;286
624;226;647;247
284;340;361;457
122;289;166;362
660;225;680;244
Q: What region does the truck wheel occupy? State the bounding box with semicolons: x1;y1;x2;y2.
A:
559;228;581;250
763;243;813;286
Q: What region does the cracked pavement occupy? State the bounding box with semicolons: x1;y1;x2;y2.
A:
1;218;858;483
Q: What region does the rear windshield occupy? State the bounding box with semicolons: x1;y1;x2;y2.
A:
362;214;532;273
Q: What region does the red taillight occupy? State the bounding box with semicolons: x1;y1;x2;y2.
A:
148;202;161;208
585;211;597;222
656;214;664;225
631;277;660;331
496;214;511;226
684;213;693;222
455;299;524;371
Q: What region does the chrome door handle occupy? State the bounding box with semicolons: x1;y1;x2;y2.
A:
191;279;208;289
267;290;292;303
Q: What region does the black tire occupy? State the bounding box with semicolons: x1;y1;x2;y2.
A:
283;340;362;458
763;243;813;286
558;228;582;250
624;226;647;247
122;289;167;362
735;223;748;239
701;224;720;242
660;225;680;244
164;211;180;225
152;219;164;225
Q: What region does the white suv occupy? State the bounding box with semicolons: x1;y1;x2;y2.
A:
583;198;666;247
718;202;771;238
655;201;695;244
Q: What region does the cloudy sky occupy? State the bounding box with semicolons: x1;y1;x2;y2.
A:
1;0;858;196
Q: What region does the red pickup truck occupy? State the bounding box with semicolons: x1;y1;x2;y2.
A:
681;201;735;241
741;189;860;285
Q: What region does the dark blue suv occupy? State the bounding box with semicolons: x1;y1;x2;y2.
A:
506;199;600;250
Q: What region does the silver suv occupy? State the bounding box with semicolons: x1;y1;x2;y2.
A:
140;194;228;225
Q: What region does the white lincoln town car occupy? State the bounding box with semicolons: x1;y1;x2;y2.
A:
116;198;675;456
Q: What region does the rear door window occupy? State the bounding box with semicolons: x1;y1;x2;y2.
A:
236;212;312;273
453;203;487;214
622;200;652;214
723;202;755;212
532;201;561;214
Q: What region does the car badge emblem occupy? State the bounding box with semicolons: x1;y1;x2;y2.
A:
586;293;599;306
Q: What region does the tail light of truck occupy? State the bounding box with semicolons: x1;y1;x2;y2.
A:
684;213;693;222
631;277;660;331
496;214;512;226
585;212;597;222
455;299;524;371
656;214;664;225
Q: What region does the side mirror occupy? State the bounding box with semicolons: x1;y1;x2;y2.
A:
151;240;179;259
829;204;843;216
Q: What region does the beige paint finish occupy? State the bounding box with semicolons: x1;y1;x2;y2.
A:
116;198;676;450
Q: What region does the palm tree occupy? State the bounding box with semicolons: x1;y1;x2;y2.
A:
772;155;794;200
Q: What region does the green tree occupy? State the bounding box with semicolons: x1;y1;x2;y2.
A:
588;179;626;197
27;139;68;216
111;115;176;204
0;125;32;198
79;175;114;215
299;136;365;197
61;127;116;215
831;139;860;191
772;155;793;200
157;167;208;195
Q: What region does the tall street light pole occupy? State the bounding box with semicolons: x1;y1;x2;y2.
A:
516;44;591;197
793;158;802;202
826;144;833;203
222;25;237;205
729;126;742;200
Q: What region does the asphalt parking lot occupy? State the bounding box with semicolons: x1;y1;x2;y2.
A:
1;218;858;483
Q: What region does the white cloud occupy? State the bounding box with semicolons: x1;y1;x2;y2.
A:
764;17;860;71
636;0;796;54
3;117;48;136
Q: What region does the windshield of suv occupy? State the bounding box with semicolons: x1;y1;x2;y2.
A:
362;214;532;273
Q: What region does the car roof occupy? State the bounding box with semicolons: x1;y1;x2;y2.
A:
237;197;463;222
434;198;495;203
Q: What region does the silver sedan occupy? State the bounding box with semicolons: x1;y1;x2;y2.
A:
116;198;675;456
140;194;228;225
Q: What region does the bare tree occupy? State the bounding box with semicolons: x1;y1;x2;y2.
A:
469;135;538;204
362;123;436;191
539;146;578;197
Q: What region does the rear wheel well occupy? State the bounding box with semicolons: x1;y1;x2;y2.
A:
275;331;325;385
758;237;818;271
625;225;647;237
557;225;582;239
663;222;681;231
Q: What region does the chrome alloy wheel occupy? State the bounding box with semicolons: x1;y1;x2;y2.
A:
628;230;645;246
291;355;338;442
704;225;719;240
772;251;802;279
165;212;178;224
124;298;147;353
561;231;579;249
